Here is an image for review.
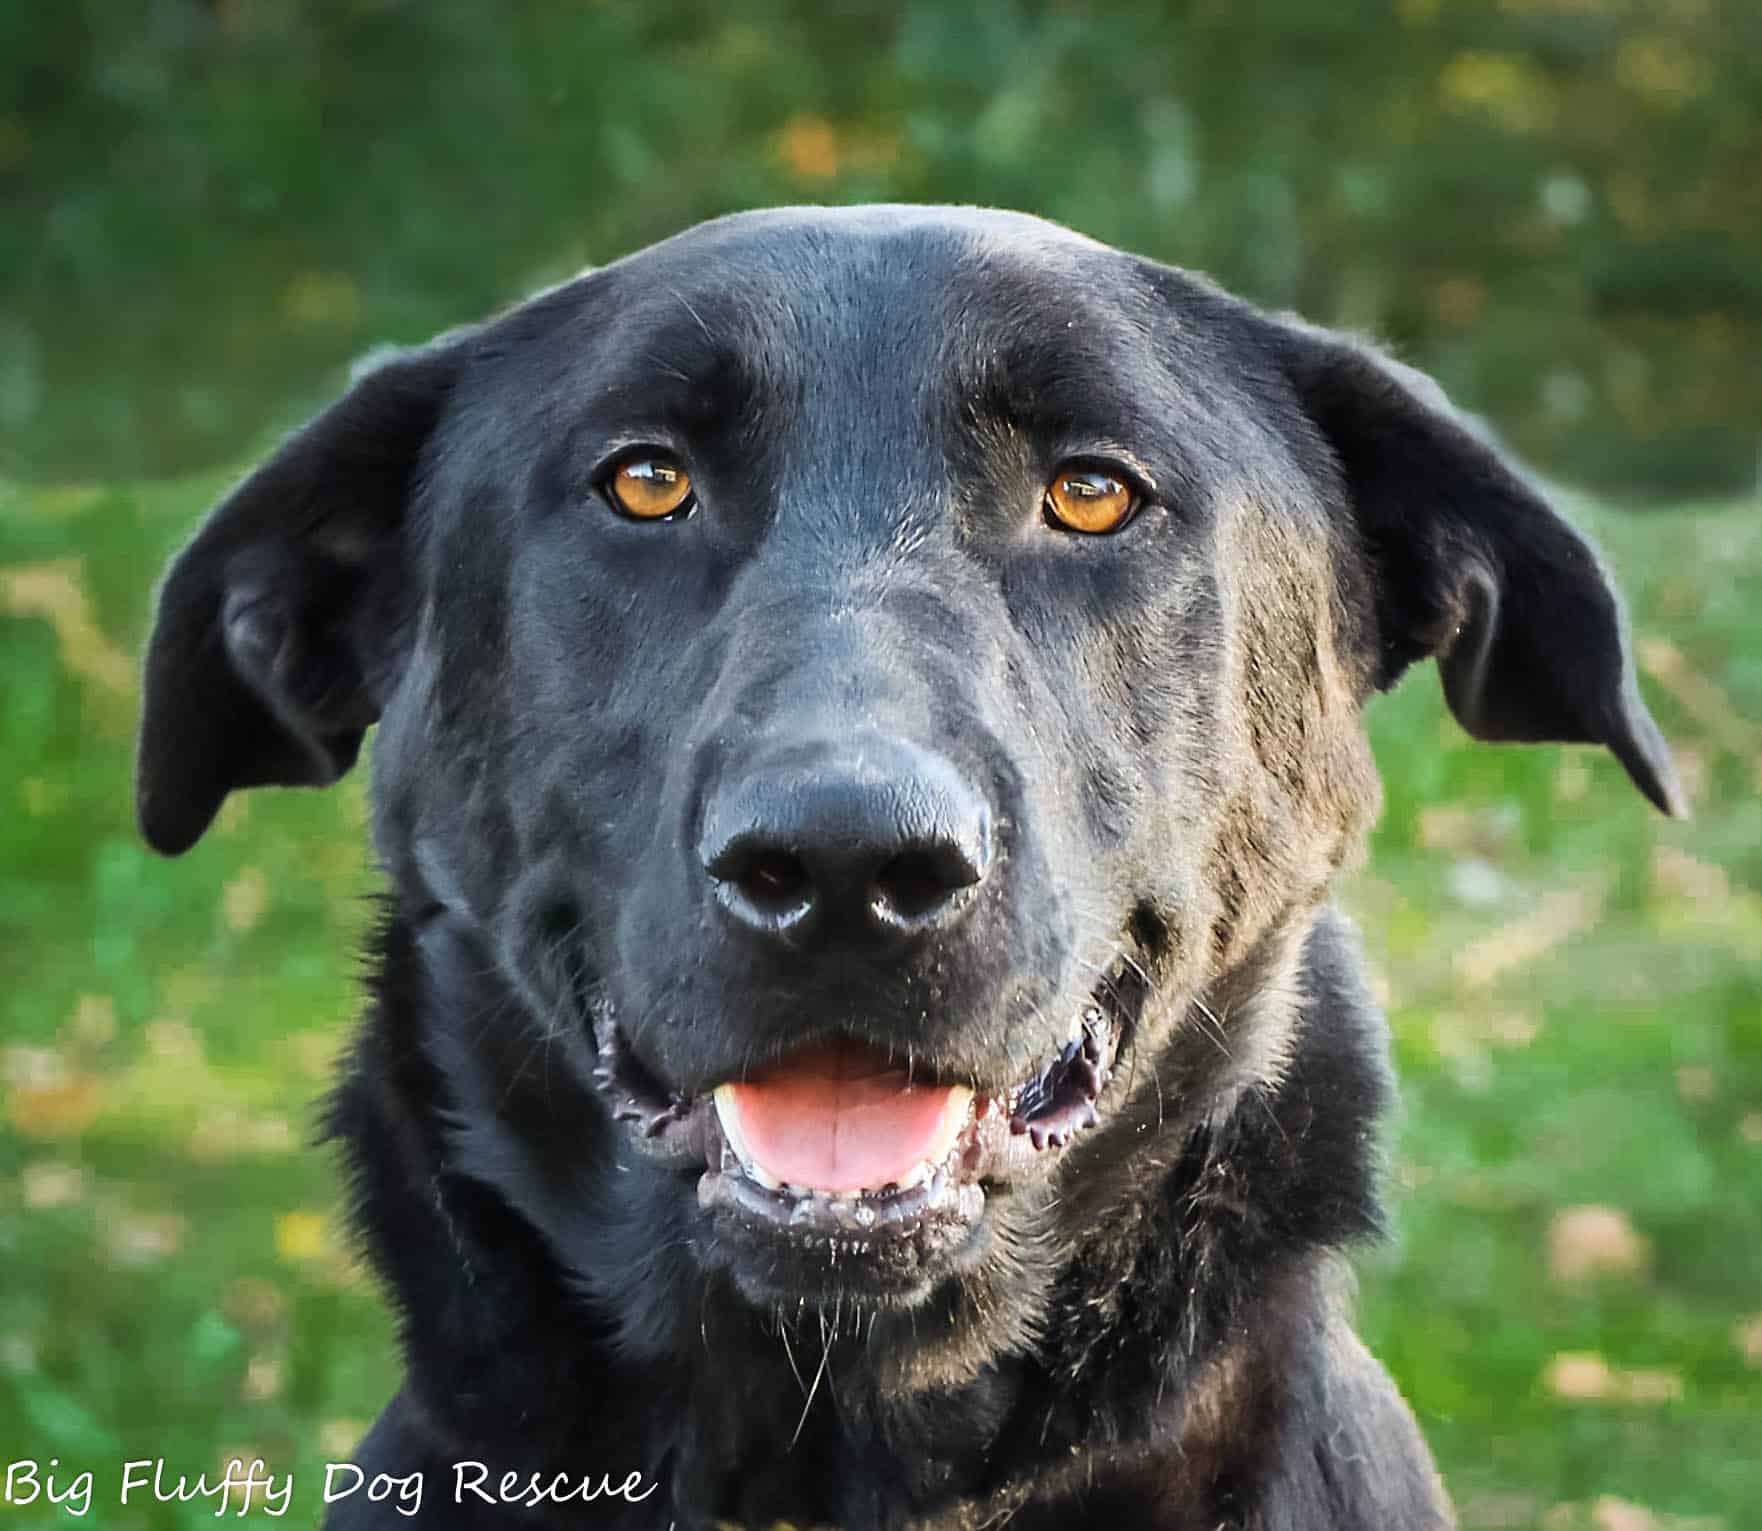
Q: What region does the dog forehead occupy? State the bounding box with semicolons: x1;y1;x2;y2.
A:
489;206;1257;494
438;206;1293;561
628;202;1118;277
535;204;1155;386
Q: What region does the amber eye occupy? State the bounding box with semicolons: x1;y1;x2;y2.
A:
605;454;695;520
1043;463;1138;535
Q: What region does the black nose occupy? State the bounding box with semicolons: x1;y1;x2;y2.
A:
699;737;992;942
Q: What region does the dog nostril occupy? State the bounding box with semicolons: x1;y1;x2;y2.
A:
699;740;992;940
874;846;979;924
738;850;810;913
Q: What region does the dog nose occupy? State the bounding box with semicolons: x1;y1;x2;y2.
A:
699;738;992;941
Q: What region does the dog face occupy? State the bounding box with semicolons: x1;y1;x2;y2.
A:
137;207;1678;1337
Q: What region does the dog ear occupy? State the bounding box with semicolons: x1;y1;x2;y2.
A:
1274;319;1685;818
136;336;472;855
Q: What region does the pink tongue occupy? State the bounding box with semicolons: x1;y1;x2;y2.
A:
725;1040;960;1192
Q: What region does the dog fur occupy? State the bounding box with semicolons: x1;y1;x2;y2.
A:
136;206;1681;1530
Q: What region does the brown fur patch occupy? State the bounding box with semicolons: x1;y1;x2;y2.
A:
1201;500;1380;972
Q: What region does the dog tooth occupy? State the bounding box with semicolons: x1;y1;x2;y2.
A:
711;1085;789;1188
897;1160;932;1191
917;1084;974;1169
712;1085;753;1161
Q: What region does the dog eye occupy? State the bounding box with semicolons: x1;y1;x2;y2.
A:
604;454;696;521
1043;464;1138;535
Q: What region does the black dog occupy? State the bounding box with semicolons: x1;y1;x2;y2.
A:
136;206;1681;1530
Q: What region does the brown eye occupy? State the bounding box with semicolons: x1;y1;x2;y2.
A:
1043;464;1138;535
606;454;695;520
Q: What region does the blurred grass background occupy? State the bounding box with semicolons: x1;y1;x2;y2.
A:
1;4;1758;1528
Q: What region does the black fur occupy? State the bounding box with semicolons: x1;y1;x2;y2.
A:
136;207;1678;1530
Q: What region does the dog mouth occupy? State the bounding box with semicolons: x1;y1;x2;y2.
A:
589;951;1149;1247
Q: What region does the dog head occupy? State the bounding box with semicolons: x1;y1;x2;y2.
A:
138;206;1678;1342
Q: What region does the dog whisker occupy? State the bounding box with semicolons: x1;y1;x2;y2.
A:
790;1302;836;1450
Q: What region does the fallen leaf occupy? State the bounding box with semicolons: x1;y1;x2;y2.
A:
1651;846;1730;903
222;867;271;933
1542;1351;1681;1405
1418;803;1517;855
19;1155;88;1205
1731;1313;1762;1368
1455;882;1607;989
777;114;840;180
214;1449;277;1511
319;1419;367;1459
20;1160;88;1209
1544;1351;1616;1400
274;1210;329;1262
1638;636;1761;792
1590;1499;1661;1531
1;1333;38;1374
241;1354;283;1402
1552;756;1592;804
144;1018;204;1064
0;559;135;703
1540;1497;1724;1531
223;1278;287;1335
1548;1205;1650;1283
65;994;116;1049
1674;1065;1716;1103
1460;1492;1541;1528
2;1045;64;1088
1618;1367;1684;1404
106;1211;187;1267
189;1108;296;1161
8;1076;103;1138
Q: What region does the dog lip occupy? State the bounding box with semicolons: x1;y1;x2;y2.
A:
698;1150;988;1241
589;949;1148;1238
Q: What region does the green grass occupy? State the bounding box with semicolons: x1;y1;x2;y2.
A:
2;478;1758;1529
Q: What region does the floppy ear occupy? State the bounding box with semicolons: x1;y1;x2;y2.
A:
136;336;471;855
1275;320;1686;818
